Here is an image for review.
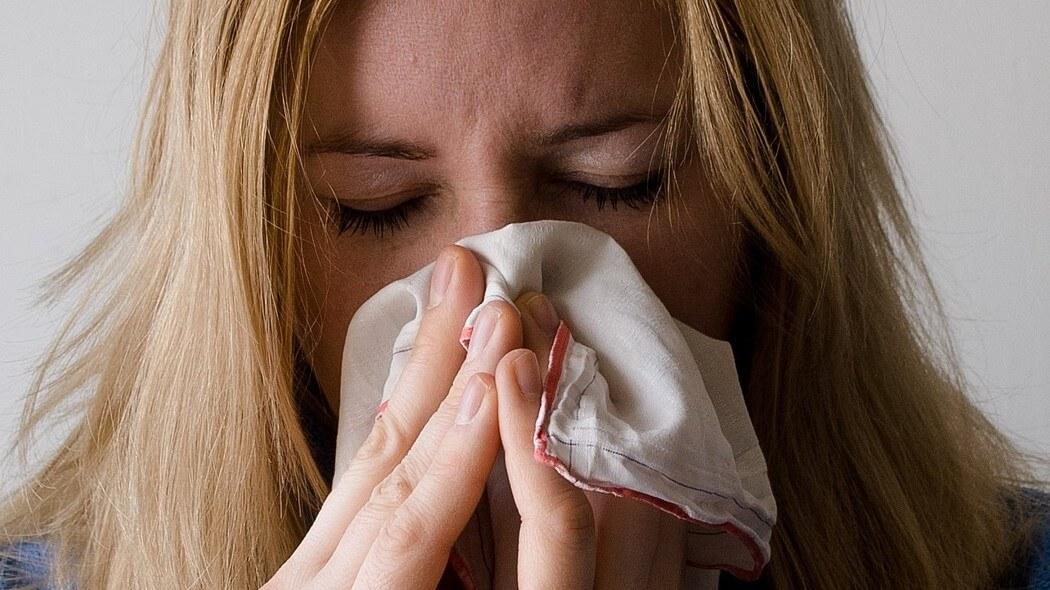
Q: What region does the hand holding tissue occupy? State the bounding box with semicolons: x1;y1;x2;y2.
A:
333;220;776;588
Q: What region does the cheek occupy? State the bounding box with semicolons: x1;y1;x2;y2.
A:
295;199;443;402
602;169;743;340
623;224;741;340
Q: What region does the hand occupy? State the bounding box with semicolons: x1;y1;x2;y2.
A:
264;244;522;589
262;245;684;590
491;292;686;590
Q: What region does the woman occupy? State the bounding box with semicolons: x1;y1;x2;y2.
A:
1;0;1047;588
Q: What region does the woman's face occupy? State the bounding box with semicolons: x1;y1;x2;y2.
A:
297;0;743;410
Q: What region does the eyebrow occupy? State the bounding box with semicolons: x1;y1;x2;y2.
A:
303;111;666;160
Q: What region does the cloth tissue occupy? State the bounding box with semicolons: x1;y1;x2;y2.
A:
333;219;777;588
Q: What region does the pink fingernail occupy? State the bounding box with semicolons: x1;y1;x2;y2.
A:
467;303;501;361
525;294;560;337
456;375;486;425
427;249;455;309
513;351;542;400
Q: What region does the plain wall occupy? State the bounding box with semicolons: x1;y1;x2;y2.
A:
2;2;1047;493
846;1;1049;471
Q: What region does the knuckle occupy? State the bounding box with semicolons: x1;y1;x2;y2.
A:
354;412;409;465
408;319;463;366
376;506;430;557
402;337;445;374
527;489;595;551
368;469;415;511
427;446;467;484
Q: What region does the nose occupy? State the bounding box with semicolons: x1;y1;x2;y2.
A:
450;172;548;238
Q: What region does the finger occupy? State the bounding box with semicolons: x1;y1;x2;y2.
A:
642;509;685;589
514;291;558;371
351;373;501;590
345;244;486;485
515;292;683;590
392;296;522;477
373;245;485;446
321;298;522;582
496;348;596;590
282;245;485;576
489;449;520;590
490;292;558;590
589;492;681;589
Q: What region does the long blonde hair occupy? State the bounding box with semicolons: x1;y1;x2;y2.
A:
2;0;1045;588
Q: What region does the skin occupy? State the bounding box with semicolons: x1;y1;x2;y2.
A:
278;0;745;587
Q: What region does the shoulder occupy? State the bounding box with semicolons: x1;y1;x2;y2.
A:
0;539;56;590
1000;486;1050;589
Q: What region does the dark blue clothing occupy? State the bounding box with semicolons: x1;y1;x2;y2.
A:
0;540;54;590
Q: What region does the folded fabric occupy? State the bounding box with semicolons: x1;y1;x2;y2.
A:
333;219;777;588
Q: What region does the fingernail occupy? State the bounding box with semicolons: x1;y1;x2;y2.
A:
525;293;560;337
514;351;542;400
467;302;500;360
456;374;486;425
427;249;454;309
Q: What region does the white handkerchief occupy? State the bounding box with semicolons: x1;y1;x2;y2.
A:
334;220;777;587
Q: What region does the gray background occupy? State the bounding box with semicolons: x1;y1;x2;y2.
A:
2;2;1048;491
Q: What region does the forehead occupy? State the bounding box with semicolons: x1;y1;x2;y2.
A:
305;0;681;141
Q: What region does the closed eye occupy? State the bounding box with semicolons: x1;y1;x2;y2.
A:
326;168;666;238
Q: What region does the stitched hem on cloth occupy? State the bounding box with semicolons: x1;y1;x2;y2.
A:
422;318;769;585
532;320;767;582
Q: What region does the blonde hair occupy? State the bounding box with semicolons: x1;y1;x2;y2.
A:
2;0;1045;588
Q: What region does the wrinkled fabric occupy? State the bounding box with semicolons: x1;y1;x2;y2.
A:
334;220;777;588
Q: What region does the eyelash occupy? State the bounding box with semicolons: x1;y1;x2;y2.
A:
329;169;666;238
